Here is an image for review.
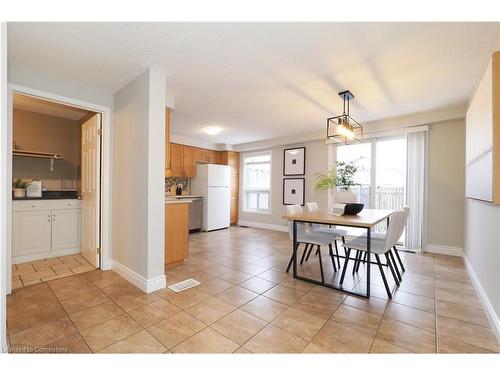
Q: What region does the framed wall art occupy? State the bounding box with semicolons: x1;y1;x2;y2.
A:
283;147;305;176
283;178;305;206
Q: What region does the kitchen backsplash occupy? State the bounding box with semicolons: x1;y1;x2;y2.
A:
165;176;189;194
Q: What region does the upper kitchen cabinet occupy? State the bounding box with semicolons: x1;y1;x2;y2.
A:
195;148;208;163
170;143;184;177
183;145;196;177
206;150;220;164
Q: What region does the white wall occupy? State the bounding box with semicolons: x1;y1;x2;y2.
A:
1;22;9;352
112;69;166;291
463;26;500;332
238;139;329;229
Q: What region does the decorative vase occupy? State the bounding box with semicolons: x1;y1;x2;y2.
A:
334;188;358;204
13;188;26;198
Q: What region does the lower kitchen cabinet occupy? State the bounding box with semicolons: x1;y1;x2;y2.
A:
12;200;82;263
165;202;189;265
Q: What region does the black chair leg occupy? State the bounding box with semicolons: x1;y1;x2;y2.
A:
305;246;313;261
352;250;361;275
334;240;341;269
356;251;364;272
375;254;392;298
339;248;351;284
393;245;405;272
389;250;402;281
286;242;300;273
328;243;337;272
385;253;400;286
317;245;325;283
300;243;309;265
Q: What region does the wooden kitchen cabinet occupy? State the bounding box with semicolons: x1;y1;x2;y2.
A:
206;150;220;164
165;202;189;265
195;148;208;163
165;108;171;175
183;146;196;177
170;143;184;177
221;151;240;225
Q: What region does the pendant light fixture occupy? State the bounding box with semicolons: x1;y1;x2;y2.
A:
326;90;363;144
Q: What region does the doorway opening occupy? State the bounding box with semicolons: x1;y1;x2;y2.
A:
10;93;103;289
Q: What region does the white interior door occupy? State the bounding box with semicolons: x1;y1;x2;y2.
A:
81;113;101;267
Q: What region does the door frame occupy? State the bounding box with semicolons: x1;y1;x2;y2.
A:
5;84;113;294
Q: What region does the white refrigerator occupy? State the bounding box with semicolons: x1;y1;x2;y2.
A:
191;164;231;231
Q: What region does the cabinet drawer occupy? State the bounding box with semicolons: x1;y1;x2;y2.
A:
13;199;82;212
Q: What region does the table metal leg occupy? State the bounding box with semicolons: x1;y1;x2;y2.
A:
292;220;298;277
366;227;371;298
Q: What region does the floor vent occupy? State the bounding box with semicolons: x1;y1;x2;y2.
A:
168;278;201;293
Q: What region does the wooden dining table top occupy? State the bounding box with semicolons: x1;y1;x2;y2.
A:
282;208;395;228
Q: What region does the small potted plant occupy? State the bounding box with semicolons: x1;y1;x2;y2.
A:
13;178;30;198
315;161;359;203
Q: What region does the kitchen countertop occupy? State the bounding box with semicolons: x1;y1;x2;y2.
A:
165;195;203;199
165;198;193;204
13;191;79;200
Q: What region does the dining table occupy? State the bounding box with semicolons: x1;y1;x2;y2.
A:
282;208;395;299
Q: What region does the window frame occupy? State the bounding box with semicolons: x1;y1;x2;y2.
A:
242;151;272;215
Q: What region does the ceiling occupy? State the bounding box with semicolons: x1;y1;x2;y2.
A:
13;93;91;121
7;22;499;145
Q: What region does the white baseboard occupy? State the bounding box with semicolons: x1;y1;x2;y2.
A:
237;220;288;232
111;260;166;293
425;244;463;257
463;255;500;343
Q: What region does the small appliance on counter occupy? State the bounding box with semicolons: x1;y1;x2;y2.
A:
26;180;42;198
331;203;364;216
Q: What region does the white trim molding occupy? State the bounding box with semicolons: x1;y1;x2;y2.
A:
237;220;288;233
425;244;463;257
111;260;166;293
463;255;500;343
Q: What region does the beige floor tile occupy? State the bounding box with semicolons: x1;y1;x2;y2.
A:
278;277;315;292
84;270;125;289
12;279;23;289
100;280;141;299
60;289;110;315
218;270;253;284
186;297;235;324
216;286;258;307
10;316;78;349
112;290;161;312
239;277;276;294
167;288;211;309
235;346;252;353
147;311;206;349
211;309;267;345
342;295;388;316
263;285;306;305
244;325;308;353
43;332;92;353
128;299;182;327
98;330;167;353
377;319;436;353
80;314;142;352
438;335;497;354
272;307;327;341
195;278;234;295
331;304;382;336
7;301;67;335
385;302;436;333
436;286;481;307
171;327;240;353
240;295;288;322
69;301;125;331
20;268;56;282
303;320;376;354
71;263;97;275
437;315;500;352
369;338;412;353
257;269;289;283
437;300;490;328
391;289;435;313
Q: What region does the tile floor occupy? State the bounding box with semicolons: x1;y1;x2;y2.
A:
12;254;95;289
6;226;500;353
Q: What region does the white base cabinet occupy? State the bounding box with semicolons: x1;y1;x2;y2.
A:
12;200;82;264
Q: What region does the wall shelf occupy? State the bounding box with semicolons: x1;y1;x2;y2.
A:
13;150;64;171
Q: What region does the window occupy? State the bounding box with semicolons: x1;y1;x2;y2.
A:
243;152;271;213
336;137;407;241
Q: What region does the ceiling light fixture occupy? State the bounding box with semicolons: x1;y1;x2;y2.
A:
203;126;222;135
326;90;363;144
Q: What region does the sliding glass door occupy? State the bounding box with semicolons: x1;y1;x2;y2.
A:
336;137;407;239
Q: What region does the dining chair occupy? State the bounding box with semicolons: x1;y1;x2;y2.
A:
285;204;340;282
339;209;408;298
354;206;409;280
303;202;347;269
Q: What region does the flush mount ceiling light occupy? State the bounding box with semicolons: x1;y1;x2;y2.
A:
203;126;222;135
326;90;363;144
